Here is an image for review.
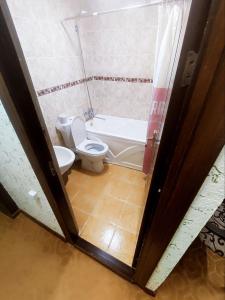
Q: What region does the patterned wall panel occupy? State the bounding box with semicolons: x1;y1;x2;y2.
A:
0;100;64;236
147;146;224;291
199;199;225;257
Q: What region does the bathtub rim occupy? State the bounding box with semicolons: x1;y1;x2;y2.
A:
86;115;147;145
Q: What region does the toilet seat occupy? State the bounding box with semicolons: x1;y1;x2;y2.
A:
76;139;108;157
71;117;108;157
71;116;87;145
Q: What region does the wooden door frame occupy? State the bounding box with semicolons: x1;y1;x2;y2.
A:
0;4;78;242
0;0;223;294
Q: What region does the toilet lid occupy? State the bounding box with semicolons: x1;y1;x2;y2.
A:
71;116;87;146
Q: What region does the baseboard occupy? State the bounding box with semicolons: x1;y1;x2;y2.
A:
21;210;66;242
141;287;156;297
0;207;20;219
11;208;20;218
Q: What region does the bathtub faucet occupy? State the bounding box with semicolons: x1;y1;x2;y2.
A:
84;108;105;121
83;107;95;121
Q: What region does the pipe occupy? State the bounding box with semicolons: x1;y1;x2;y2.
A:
74;24;93;111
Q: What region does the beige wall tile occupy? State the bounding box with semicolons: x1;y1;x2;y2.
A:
7;0;89;145
79;5;158;121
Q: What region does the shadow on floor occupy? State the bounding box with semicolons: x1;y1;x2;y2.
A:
0;212;224;300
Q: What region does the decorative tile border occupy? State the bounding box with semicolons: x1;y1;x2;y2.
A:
93;76;153;83
37;76;153;97
37;77;93;97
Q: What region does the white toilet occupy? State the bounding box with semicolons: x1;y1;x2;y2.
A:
56;115;108;173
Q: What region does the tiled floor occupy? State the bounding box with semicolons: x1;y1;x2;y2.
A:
0;213;224;300
66;163;147;266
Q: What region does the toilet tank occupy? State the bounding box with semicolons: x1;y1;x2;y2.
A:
56;114;75;151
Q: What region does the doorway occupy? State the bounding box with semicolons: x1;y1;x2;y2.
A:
1;0;193;267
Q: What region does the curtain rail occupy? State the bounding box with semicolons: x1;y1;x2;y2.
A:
63;0;176;21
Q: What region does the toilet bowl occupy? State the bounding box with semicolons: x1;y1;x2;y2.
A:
71;117;108;173
53;145;75;174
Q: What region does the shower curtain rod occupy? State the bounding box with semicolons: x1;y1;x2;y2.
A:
63;0;175;21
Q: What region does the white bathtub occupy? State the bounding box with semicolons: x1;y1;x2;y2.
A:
85;115;147;171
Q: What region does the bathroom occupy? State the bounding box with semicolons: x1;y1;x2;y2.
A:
5;0;191;266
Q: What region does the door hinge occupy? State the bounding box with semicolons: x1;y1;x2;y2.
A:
181;50;198;87
48;161;57;176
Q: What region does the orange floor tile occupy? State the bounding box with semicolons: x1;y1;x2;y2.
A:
0;213;224;300
66;163;147;266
